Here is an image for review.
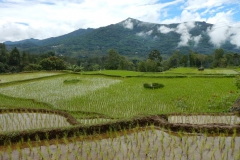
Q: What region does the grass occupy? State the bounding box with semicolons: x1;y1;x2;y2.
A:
0;74;121;111
0;70;239;159
83;68;239;78
0;93;51;109
164;67;239;75
0;73;238;119
83;70;143;77
0;71;63;83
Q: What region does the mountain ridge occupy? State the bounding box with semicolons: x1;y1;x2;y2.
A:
4;18;239;59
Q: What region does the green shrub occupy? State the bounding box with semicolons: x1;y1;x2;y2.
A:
143;83;164;89
235;76;240;89
63;79;81;84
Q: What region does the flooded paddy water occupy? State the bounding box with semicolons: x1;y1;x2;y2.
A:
0;112;72;133
0;112;239;160
0;127;239;160
168;115;240;125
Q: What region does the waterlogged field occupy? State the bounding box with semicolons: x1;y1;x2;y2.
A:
83;70;143;77
164;67;239;75
0;70;239;159
168;115;240;125
0;72;63;83
0;112;71;133
0;74;238;118
0;127;239;160
0;74;121;110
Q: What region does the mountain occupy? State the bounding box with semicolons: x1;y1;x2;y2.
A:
4;18;240;59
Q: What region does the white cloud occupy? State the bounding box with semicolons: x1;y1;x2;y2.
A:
159;0;240;48
123;19;134;29
0;0;239;47
136;30;153;37
159;21;201;47
207;22;240;48
161;10;206;24
193;35;202;46
183;0;235;12
0;0;183;42
175;22;195;47
158;26;174;33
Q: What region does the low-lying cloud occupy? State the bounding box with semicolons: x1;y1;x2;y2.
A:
207;23;240;48
158;26;174;33
136;30;153;37
122;19;134;30
159;22;202;47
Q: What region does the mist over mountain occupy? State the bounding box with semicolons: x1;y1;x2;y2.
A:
5;18;240;59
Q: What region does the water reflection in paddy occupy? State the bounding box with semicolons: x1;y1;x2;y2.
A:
0;113;71;133
168;115;240;125
1;127;239;160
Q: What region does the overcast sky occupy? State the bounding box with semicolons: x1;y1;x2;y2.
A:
0;0;240;43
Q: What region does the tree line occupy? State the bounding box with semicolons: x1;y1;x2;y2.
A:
80;48;240;72
1;42;240;73
0;43;66;73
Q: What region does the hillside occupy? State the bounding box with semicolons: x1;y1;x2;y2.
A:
5;18;240;59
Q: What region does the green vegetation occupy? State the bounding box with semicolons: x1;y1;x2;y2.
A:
164;67;239;75
63;79;81;84
0;71;239;159
0;71;238;119
143;83;164;89
0;71;62;83
2;18;240;158
5;19;240;59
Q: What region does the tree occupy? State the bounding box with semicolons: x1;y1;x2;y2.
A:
145;59;157;72
180;55;188;67
23;64;42;71
233;53;240;66
197;54;207;67
0;43;8;63
214;48;224;60
148;49;162;66
39;56;66;70
138;61;146;72
105;49;121;70
8;47;20;66
0;62;9;73
67;64;84;72
118;56;133;70
212;48;225;68
168;51;181;68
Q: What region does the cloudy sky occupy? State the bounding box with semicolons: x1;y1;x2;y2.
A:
0;0;240;43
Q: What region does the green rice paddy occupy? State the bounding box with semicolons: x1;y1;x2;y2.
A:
0;68;239;160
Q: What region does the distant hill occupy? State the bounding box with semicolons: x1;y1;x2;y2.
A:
5;18;240;59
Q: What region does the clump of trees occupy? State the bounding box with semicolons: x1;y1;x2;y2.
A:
1;42;240;74
137;49;163;72
0;43;66;73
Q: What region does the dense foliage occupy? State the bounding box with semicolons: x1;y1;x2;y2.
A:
1;42;240;73
0;43;66;73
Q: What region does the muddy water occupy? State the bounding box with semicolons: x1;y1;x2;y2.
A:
168;115;240;125
1;128;239;160
0;113;71;133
